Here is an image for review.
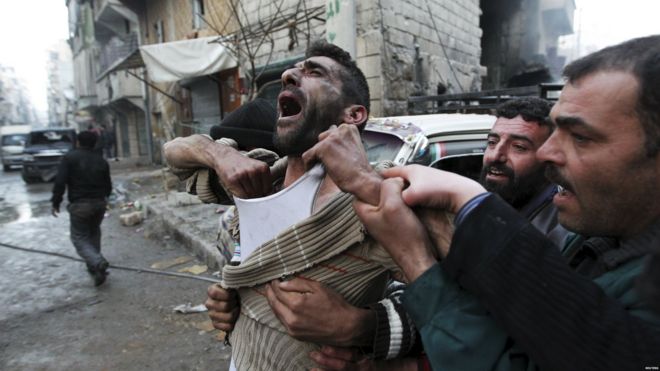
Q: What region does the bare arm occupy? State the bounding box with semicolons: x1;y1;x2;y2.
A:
163;134;273;199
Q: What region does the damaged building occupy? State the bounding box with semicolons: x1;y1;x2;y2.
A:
81;0;573;164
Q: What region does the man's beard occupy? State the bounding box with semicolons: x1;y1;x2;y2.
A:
479;163;549;209
274;97;345;156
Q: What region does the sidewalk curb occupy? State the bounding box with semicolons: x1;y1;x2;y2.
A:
145;193;227;271
120;189;227;271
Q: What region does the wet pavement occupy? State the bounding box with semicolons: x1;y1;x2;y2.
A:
0;168;231;370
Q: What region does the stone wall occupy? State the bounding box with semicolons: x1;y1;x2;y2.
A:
371;0;484;116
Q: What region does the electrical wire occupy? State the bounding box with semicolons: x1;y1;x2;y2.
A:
424;0;465;93
0;241;221;284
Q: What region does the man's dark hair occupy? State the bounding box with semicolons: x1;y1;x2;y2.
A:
496;97;554;132
305;40;370;116
563;35;660;156
78;130;97;149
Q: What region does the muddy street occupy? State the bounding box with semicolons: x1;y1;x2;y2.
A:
0;169;231;370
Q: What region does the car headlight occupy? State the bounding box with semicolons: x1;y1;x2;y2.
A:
22;154;34;162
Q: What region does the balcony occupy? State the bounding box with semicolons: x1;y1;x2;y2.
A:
98;32;139;78
96;70;142;108
541;0;575;36
94;0;138;29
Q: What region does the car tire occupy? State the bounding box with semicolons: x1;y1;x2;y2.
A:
21;173;40;184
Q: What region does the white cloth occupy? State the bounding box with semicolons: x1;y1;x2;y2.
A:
140;36;236;83
232;164;325;263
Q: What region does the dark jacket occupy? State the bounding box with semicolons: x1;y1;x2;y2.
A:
403;194;660;371
51;148;112;208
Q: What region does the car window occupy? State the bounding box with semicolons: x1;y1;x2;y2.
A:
362;131;405;164
2;134;27;146
432;153;484;181
29;131;74;145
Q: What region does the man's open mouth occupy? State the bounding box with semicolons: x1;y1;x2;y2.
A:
278;94;302;118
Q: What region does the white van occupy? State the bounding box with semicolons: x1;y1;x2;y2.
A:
1;125;31;171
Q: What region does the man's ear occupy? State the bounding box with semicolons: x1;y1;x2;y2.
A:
341;105;368;127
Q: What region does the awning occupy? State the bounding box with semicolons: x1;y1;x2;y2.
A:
139;36;237;83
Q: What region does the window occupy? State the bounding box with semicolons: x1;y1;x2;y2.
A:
192;0;205;29
154;20;164;43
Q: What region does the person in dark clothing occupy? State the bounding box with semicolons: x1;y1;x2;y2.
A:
347;35;660;370
52;130;113;286
209;98;280;154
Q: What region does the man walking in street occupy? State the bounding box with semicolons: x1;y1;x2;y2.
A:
52;130;112;286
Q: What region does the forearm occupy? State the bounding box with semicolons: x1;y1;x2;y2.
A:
163;134;238;170
344;170;382;206
337;307;378;347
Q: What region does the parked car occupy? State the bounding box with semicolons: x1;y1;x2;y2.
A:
21;128;77;184
363;113;496;180
0;125;31;171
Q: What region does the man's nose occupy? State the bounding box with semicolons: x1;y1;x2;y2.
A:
537;131;564;165
281;68;300;88
485;144;507;164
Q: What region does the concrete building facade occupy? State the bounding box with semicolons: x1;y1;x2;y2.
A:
0;66;38;127
67;0;148;162
46;40;76;128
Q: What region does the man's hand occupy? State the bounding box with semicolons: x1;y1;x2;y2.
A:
302;124;381;205
382;165;486;214
310;346;419;371
417;208;455;258
205;284;240;332
163;134;273;199
214;150;273;199
353;178;437;282
310;346;371;371
266;278;376;347
51;205;59;217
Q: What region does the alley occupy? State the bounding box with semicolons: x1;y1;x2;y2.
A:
0;169;231;370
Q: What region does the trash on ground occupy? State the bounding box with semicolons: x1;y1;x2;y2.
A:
193;319;215;332
178;264;208;275
173;303;208;314
150;256;194;269
120;211;144;226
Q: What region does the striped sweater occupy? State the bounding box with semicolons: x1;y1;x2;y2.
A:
222;192;400;370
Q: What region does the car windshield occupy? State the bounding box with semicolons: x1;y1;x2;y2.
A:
29;131;73;145
2;134;27;146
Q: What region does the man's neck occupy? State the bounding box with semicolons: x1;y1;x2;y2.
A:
284;156;341;212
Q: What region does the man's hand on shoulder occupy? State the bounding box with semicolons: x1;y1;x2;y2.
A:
302;124;381;205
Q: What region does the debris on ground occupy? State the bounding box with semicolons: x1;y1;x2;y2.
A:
193;320;215;332
173;303;208;314
120;211;144;226
150;256;194;270
177;264;208;275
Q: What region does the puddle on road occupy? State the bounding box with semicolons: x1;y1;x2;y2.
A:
0;201;52;224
